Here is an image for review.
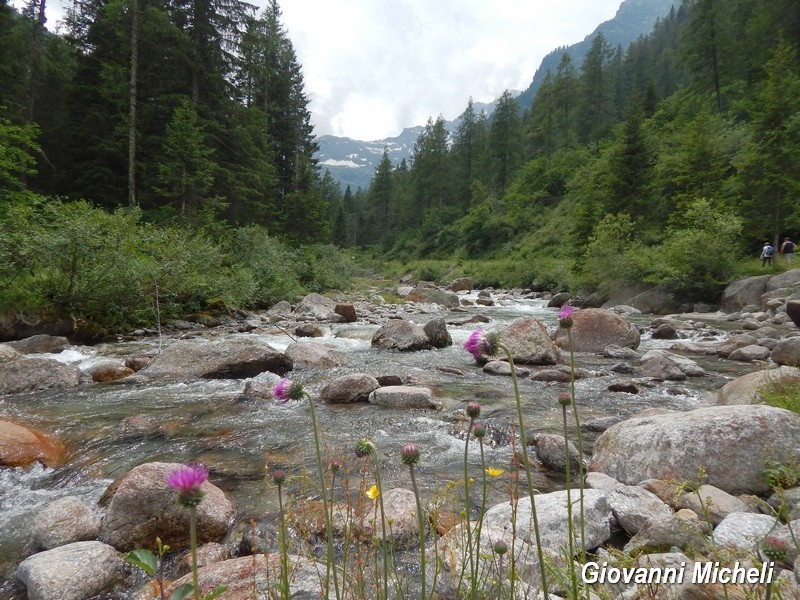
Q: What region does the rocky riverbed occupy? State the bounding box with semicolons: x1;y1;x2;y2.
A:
2;270;800;599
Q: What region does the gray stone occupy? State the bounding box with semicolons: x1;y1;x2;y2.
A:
0;357;82;396
137;336;292;380
607;485;674;535
164;554;325;600
712;512;779;550
284;342;348;368
292;293;339;320
319;373;379;404
368;385;438;409
772;338;800;367
100;462;235;552
5;334;69;355
492;316;561;365
482;360;529;377
728;344;772;362
590;405;800;495
483;488;613;554
716;366;800;405
721;275;770;313
623;513;707;554
32;496;101;550
678;484;749;526
553;308;640;352
16;541;125;600
423;317;452;348
371;319;430;351
531;433;584;475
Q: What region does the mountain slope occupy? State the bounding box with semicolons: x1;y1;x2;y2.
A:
515;0;678;111
316;0;678;191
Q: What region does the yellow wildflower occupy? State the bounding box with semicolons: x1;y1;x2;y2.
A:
366;484;380;499
485;467;505;477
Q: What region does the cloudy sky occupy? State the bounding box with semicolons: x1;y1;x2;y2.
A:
277;1;624;140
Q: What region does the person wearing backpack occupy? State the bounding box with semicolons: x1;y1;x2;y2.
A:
780;237;795;266
761;240;775;267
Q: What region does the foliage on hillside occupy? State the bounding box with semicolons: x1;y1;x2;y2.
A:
2;0;800;328
345;0;800;302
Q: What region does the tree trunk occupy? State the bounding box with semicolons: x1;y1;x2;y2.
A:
127;0;139;206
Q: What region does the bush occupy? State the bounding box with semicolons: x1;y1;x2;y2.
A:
1;199;257;327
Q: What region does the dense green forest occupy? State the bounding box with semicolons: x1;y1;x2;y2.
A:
1;0;800;333
348;0;800;299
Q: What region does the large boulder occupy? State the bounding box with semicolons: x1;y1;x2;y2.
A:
627;286;679;315
164;554;325;600
553;308;640;352
423;317;452;348
447;277;473;292
0;344;21;363
292;293;340;321
100;462;235;551
483;489;613;555
16;541;125;600
82;359;135;382
0;419;66;468
137;336;292;380
715;366;800;405
5;334;69;354
771;338;800;367
405;285;460;308
486;316;560;365
31;496;102;551
765;268;800;292
606;485;674;536
284;342;348;368
0;357;82;396
368;385;439;409
786;300;800;328
590;405;800;495
371;319;430;351
720;275;770;313
319;373;379;403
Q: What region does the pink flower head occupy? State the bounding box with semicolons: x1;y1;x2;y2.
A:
558;304;574;329
166;463;208;507
273;378;304;403
463;328;499;360
400;443;420;467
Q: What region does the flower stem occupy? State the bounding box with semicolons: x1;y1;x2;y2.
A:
189;506;200;600
409;464;426;600
463;418;476;598
567;330;586;563
277;484;289;600
372;454;391;600
500;342;549;599
305;391;340;600
561;403;578;600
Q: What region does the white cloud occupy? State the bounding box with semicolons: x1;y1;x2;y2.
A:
279;0;622;140
30;0;623;140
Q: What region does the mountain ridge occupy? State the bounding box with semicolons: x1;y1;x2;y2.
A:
315;0;678;191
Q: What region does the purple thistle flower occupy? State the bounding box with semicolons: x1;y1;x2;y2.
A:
400;443;420;466
272;469;286;486
166;463;208;507
472;422;487;440
466;401;481;419
558;304;575;329
463;329;499;360
273;378;305;403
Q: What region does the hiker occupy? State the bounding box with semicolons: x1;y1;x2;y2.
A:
780;237;795;265
761;240;774;267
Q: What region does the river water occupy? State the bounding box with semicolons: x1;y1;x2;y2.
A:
0;295;756;589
